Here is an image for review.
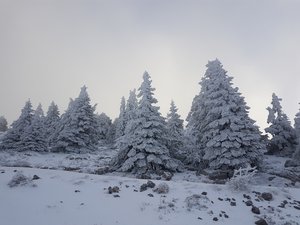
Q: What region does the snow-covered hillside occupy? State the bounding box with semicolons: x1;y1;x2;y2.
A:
0;167;300;225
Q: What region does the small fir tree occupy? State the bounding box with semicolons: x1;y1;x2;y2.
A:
0;116;8;132
96;113;112;141
112;72;181;176
115;97;126;139
0;100;34;151
294;103;300;140
22;103;47;152
265;93;297;156
44;101;60;148
51;86;99;153
166;100;184;158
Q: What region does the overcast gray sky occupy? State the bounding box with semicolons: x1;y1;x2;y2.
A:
1;0;300;131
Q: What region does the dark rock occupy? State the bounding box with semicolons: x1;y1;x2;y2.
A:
255;218;268;225
1;171;5;174
219;213;222;217
140;183;148;192
201;191;207;196
60;201;63;203
64;167;80;171
32;175;40;180
268;176;276;181
252;191;261;195
146;180;156;188
148;193;154;197
208;170;234;181
231;198;236;201
243;194;251;199
213;217;218;221
284;159;300;167
108;186;120;194
134;189;138;192
225;198;231;202
255;198;260;202
245;200;253;206
125;185;129;188
162;171;173;181
80;203;84;205
94;167;109;175
230;202;236;206
294;206;300;210
154;183;169;194
224;214;229;218
252;206;260;214
113;194;120;198
197;217;202;220
168;203;175;208
261;192;273;201
74;190;80;193
218;197;223;201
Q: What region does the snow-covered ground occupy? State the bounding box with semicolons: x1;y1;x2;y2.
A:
1;167;300;225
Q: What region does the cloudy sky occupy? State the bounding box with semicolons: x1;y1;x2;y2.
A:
1;0;300;131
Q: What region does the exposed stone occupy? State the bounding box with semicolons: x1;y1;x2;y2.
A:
146;180;156;188
108;186;120;194
230;202;236;206
255;219;268;225
261;192;273;201
201;191;207;196
162;171;173;181
140;183;148;192
252;206;260;214
213;217;218;221
284;159;300;167
148;193;154;197
154;183;169;194
245;200;253;206
32;175;40;180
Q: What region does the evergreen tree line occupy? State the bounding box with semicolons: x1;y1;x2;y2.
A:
1;59;300;175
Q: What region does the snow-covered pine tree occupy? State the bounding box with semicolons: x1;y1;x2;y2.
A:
294;103;300;140
22;103;47;152
186;59;264;170
112;72;181;176
0;116;8;132
44;101;60;148
166;100;184;158
265;93;297;156
51;86;99;153
0;100;33;151
115;97;126;139
96;113;112;141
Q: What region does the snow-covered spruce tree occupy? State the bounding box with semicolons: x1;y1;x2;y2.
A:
166;100;185;159
186;59;264;170
51;86;99;153
96;113;112;141
125;89;138;123
44;101;60;148
294;104;300;140
0;100;33;151
0;116;8;132
115;97;126;139
112;72;181;176
22;103;47;152
265;93;297;156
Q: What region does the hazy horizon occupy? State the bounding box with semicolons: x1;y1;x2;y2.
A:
1;0;300;131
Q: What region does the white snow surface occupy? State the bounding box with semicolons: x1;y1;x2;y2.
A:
1;166;300;225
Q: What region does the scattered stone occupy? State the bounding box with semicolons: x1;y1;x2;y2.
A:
94;166;109;175
32;175;40;180
80;203;84;205
1;170;5;174
197;217;202;220
255;198;260;202
294;206;300;210
252;191;261;195
230;202;236;206
162;171;173;181
168;203;175;208
252;206;260;214
255;218;268;225
140;183;148;192
268;176;276;181
213;217;218;221
261;192;273;201
113;194;120;198
243;194;251;200
225;198;231;202
60;201;63;203
148;193;154;197
201;191;207;196
13;170;17;172
125;185;129;188
134;189;138;192
154;183;169;194
211;201;214;204
245;200;253;206
224;214;229;218
219;213;222;217
108;186;120;194
284;159;300;167
75;190;80;193
231;198;236;201
146;180;156;188
218;197;223;201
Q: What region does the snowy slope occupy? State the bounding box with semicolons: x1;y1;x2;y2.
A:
1;167;300;225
